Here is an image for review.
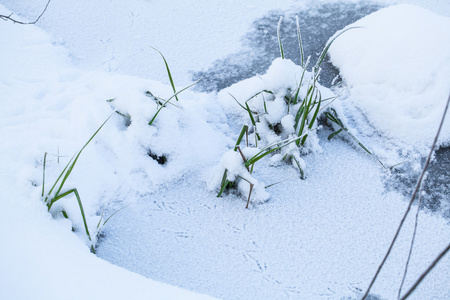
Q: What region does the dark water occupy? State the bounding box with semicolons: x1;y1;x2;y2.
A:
387;146;450;219
426;147;450;217
191;1;450;220
192;1;384;92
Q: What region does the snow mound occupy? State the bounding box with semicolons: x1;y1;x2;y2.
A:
0;5;217;299
329;4;450;154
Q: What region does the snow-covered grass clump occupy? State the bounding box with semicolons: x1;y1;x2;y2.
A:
211;58;331;204
210;23;383;206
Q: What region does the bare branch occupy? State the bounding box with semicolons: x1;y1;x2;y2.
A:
397;177;426;299
361;92;450;300
400;242;450;300
0;0;51;25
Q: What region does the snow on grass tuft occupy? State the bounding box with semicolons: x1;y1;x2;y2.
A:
213;21;384;205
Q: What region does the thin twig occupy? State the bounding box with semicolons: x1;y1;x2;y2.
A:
0;0;51;25
237;146;250;172
246;183;254;209
397;177;426;299
361;92;450;299
246;128;249;147
400;242;450;300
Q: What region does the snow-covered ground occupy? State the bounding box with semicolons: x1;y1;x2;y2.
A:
0;1;449;299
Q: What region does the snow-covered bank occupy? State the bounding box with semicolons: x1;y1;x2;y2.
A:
0;191;215;300
329;4;450;154
0;7;216;299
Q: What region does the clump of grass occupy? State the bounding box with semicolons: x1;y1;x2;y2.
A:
107;47;198;126
217;125;303;208
41;116;111;253
107;48;198;165
215;17;383;207
245;17;380;175
217;125;249;198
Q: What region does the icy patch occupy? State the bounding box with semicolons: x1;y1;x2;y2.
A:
193;2;384;92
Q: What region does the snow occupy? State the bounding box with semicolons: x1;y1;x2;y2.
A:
1;1;450;300
0;8;215;299
328;4;450;154
0;0;300;86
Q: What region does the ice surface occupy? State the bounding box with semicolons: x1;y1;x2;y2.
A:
1;1;450;300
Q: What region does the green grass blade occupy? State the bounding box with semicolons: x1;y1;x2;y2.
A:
296;15;304;67
293;81;302;105
265;177;290;189
294;104;305;129
148;97;173;125
50;188;92;244
96;211;104;229
308;93;321;130
245;136;302;167
234;125;249;151
114;110;131;119
324;109;340;125
292;156;305;180
217;169;229;197
245;147;279;166
45;155;74;204
245;102;257;127
300;134;308;146
148;80;199;126
325;109;386;168
314;26;359;74
255;132;261;144
262;94;268;114
146;91;181;109
277;16;285;59
327;128;343;140
41;152;47;198
245;90;274;103
149;46;178;101
164;79;200;103
229;93;246;110
102;203;131;227
297;104;309;144
53;116;111;201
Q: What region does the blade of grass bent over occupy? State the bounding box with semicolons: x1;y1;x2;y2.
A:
99;203;132;228
218;125;249;197
314;26;359;74
149;46;179;101
49;115;112;205
277;16;285;59
245;135;303;167
217;169;229;198
51;188;91;240
325;108;386;168
234;125;249;151
41;152;47;198
296;15;304;67
148;80;199;126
